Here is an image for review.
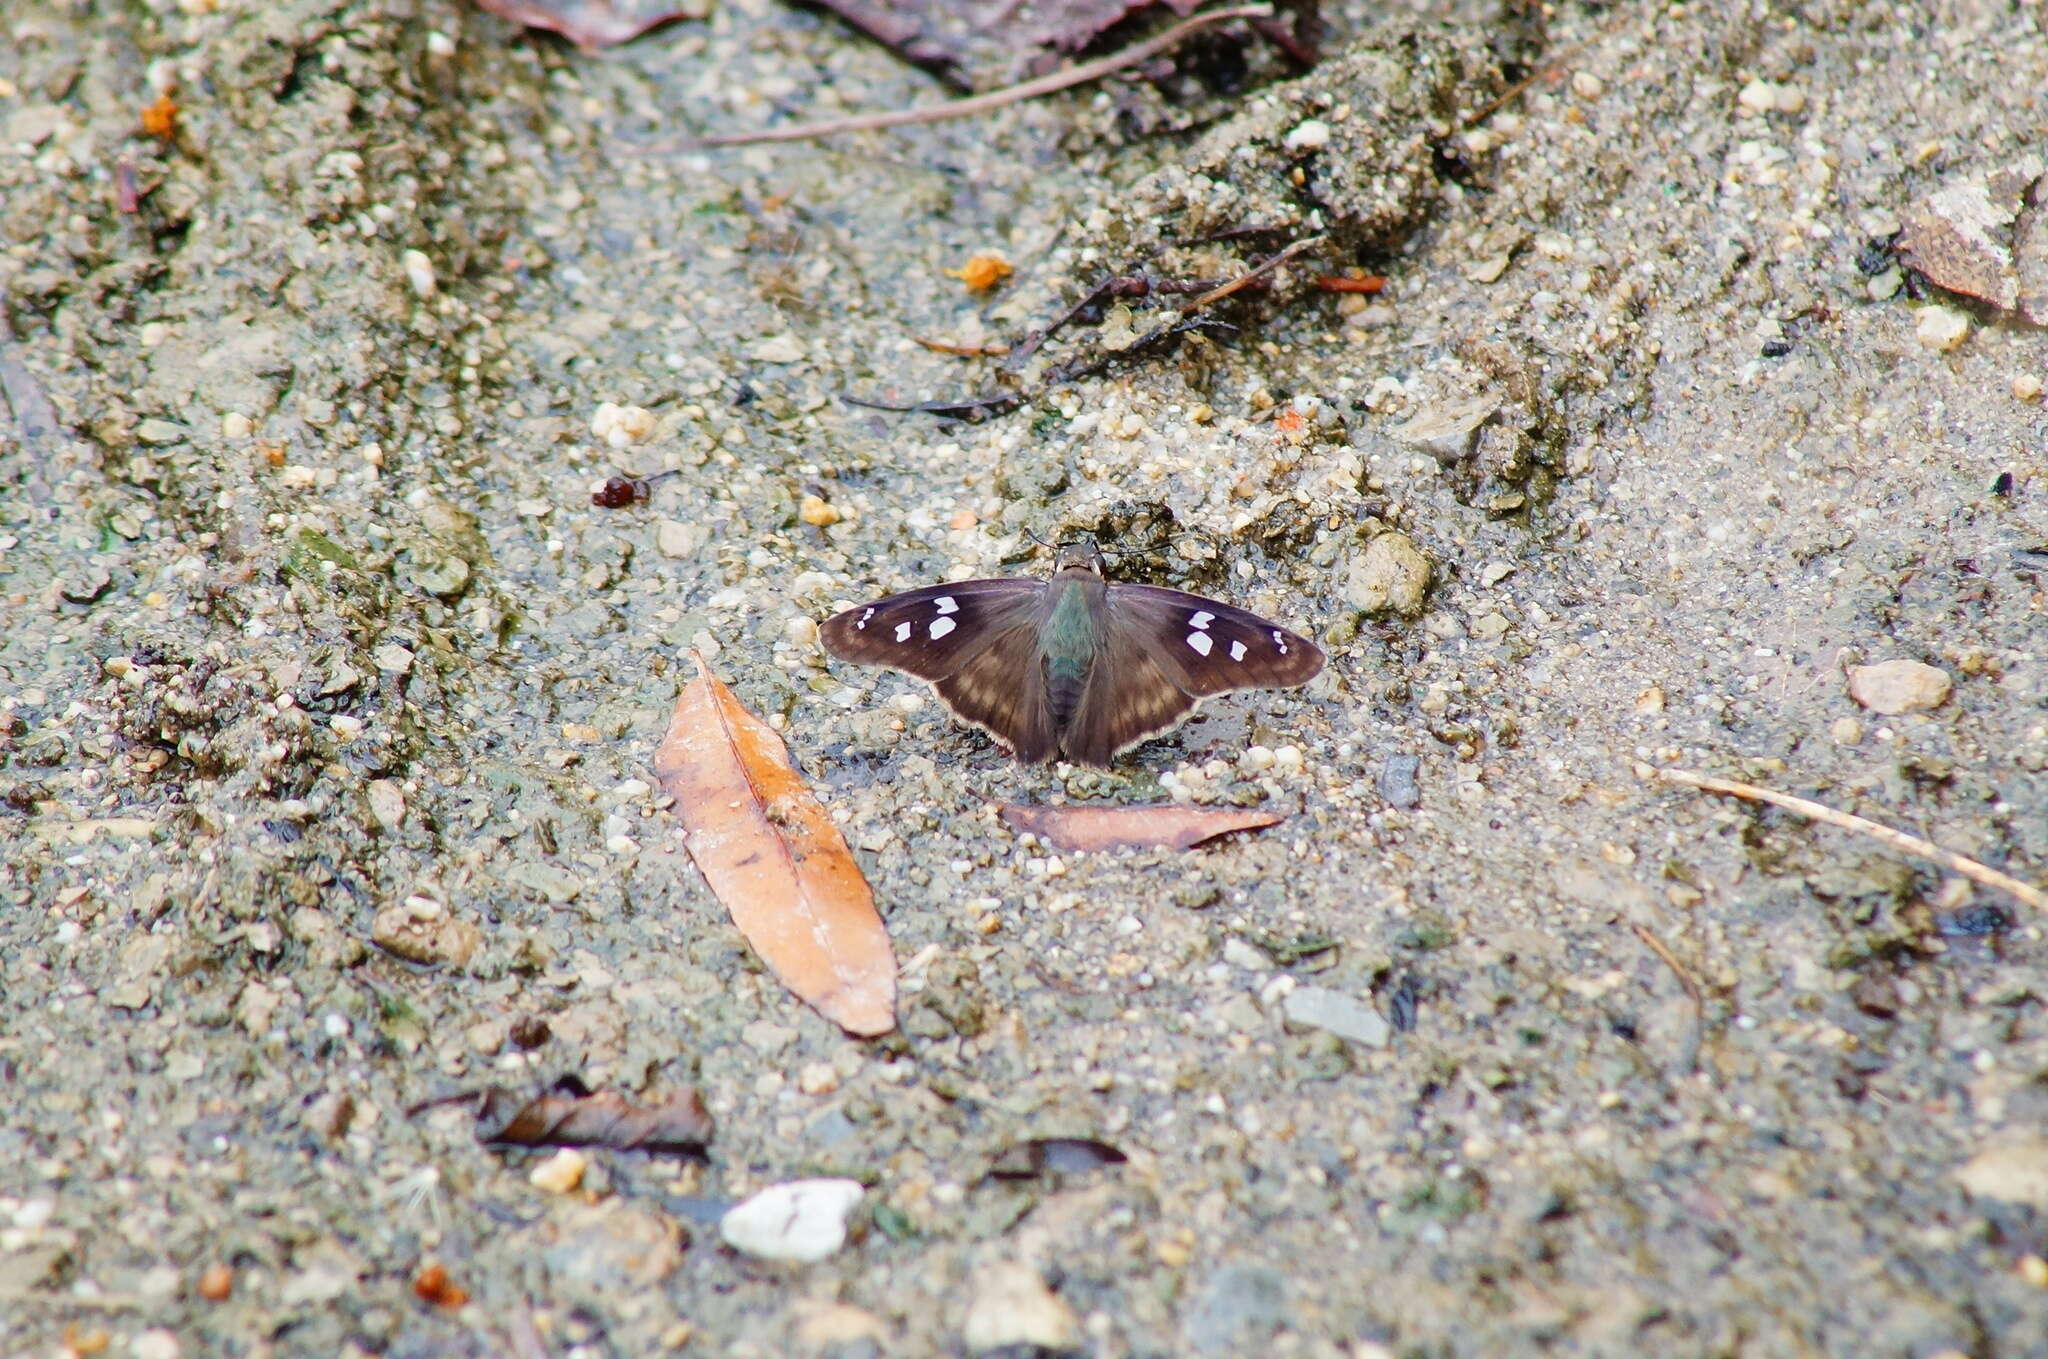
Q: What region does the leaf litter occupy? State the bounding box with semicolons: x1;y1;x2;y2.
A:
1000;801;1285;852
413;1075;716;1154
653;651;898;1036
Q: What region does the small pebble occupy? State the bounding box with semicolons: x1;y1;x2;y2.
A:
1344;533;1432;616
2015;373;2044;402
720;1179;864;1262
1847;659;1952;714
402;248;437;299
797;1062;840;1096
1282;118;1331;152
1830;716;1863;745
590;402;657;449
1914;305;1970;352
750;333;806;364
1570;71;1603;99
799;494;842;527
132;1330;182;1359
529;1148;587;1194
197;1262;234;1301
1281;986;1390;1048
220;412;253;439
962;1261;1081;1352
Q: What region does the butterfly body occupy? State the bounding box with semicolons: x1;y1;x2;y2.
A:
820;544;1324;767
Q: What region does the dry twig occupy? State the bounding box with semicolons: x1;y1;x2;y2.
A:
694;5;1273;148
1630;921;1705;1073
1643;764;2046;913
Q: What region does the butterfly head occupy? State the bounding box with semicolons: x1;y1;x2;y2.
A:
1052;539;1106;577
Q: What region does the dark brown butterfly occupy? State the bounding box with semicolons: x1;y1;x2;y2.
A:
818;543;1324;766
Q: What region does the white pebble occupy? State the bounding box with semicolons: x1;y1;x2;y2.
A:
1914;306;1970;352
720;1179;864;1262
402;249;437;299
590;402;658;449
1282;118;1332;152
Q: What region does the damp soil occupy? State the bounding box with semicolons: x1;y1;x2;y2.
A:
3;1;2047;1356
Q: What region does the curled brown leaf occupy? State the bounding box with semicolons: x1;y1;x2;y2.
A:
467;1076;715;1154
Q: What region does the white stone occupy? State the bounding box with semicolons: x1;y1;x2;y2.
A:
963;1261;1081;1352
720;1179;864;1263
402;248;437;299
1282;118;1332;152
1847;659;1951;714
1914;305;1970;351
749;333;806;364
1281;986;1391;1047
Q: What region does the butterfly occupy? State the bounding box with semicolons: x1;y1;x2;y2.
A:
818;542;1325;767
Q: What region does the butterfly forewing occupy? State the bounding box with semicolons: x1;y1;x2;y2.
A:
819;579;1045;682
1105;584;1325;697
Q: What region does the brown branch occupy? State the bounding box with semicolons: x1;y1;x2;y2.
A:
1630;922;1704;1073
694;5;1274;148
1178;235;1324;311
1643;764;2047;912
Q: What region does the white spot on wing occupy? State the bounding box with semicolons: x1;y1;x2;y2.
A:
1187;631;1213;656
894;621;913;642
930;617;957;640
934;596;959;615
1230;640;1247;662
857;607;874;630
1272;629;1288;655
1190;611;1214;630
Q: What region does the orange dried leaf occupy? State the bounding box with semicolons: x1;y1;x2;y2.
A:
999;802;1285;853
653;653;896;1035
139;94;178;141
946;252;1013;292
412;1261;470;1310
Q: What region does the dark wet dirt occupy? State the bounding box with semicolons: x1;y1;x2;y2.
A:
3;1;2047;1356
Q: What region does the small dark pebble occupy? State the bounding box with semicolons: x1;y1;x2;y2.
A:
1388;972;1422;1032
1936;904;2010;937
509;1015;552;1049
1377;753;1421;809
1991;470;2013;498
1850;971;1901;1019
1855;236;1897;275
60;568;112;604
1761;338;1793;357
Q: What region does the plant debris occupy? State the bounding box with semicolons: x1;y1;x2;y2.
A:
987;1137;1130;1179
1896;154;2048;323
412;1260;471;1310
423;1076;715;1154
999;802;1285;852
653;652;898;1035
472;0;704;49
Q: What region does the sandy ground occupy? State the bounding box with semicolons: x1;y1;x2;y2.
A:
3;0;2046;1355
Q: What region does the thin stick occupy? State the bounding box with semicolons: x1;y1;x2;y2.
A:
1631;921;1704;1072
1644;764;2048;912
694;5;1273;148
1177;235;1323;312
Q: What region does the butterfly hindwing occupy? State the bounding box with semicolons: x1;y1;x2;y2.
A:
1062;632;1200;767
932;625;1059;764
819;579;1044;682
1104;584;1325;697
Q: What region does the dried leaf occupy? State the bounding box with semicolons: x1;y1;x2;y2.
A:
468;1076;715;1153
654;652;897;1035
471;0;700;49
988;1137;1129;1180
999;802;1284;852
1897;155;2048;322
411;1261;471;1309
